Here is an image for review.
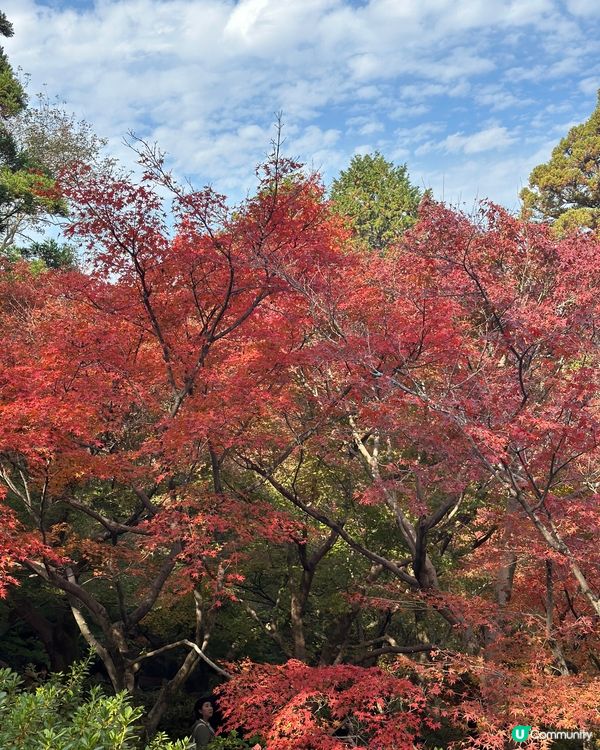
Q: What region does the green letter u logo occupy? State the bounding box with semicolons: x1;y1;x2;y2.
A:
511;726;531;742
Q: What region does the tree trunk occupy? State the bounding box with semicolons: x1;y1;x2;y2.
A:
10;595;79;671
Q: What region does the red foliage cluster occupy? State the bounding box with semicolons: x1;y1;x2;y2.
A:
217;659;429;750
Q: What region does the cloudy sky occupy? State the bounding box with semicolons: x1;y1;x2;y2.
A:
3;0;600;208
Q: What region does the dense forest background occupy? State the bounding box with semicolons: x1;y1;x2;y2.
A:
1;10;600;750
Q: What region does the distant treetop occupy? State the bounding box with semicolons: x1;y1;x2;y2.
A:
521;90;600;235
330;151;422;253
0;11;15;40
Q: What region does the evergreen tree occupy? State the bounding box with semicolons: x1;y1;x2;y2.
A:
0;13;103;265
521;91;600;235
0;12;64;249
0;12;26;122
330;152;422;252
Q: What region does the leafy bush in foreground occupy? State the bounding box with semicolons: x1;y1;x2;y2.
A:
0;660;188;750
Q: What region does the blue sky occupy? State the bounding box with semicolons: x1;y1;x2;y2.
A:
3;0;600;209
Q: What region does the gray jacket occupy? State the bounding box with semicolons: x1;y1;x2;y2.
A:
192;719;215;748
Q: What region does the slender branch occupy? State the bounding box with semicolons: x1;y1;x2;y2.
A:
132;639;230;679
129;547;181;625
62;496;151;536
240;455;419;587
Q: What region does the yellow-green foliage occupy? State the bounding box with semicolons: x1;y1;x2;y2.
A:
521;90;600;235
0;166;65;213
0;660;189;750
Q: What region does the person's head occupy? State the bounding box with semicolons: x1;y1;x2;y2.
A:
194;696;214;723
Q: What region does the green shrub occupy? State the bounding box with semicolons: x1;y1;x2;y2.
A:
0;659;188;750
208;730;263;749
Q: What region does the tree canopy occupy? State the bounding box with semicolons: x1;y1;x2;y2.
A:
329;152;422;252
521;90;600;235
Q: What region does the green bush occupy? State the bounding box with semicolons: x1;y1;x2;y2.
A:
0;659;188;750
208;731;263;749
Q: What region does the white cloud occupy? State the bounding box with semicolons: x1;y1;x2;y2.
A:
579;77;600;95
388;103;429;120
454;125;516;154
474;84;532;111
414;137;558;211
565;0;600;17
346;116;385;136
417;125;516;156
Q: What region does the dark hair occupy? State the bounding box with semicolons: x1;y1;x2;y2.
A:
194;696;215;720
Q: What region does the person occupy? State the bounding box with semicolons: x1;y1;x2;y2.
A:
191;697;216;748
